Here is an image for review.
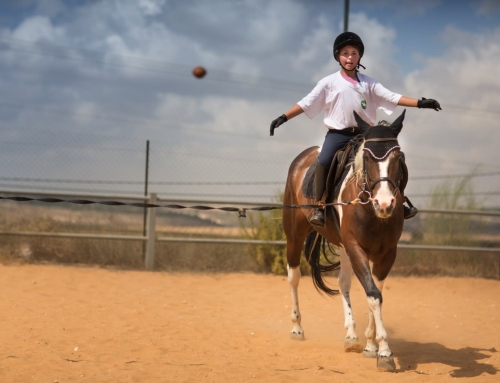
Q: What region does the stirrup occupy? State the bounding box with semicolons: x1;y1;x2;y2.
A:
403;196;418;219
404;205;418;219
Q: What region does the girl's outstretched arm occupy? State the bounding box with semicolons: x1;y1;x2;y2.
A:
270;104;304;136
398;96;441;111
398;96;418;107
284;104;304;119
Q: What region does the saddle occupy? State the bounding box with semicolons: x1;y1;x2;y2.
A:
301;136;363;236
301;136;362;201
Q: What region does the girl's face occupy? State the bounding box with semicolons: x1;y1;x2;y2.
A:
339;45;360;71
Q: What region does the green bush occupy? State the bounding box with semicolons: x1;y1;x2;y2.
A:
239;192;310;275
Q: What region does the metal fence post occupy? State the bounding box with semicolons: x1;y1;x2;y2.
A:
145;193;157;271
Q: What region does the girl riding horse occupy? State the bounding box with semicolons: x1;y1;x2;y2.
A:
270;32;441;226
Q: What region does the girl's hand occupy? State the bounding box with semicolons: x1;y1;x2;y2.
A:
270;114;288;136
417;98;442;111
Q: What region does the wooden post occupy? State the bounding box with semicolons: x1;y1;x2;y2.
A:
142;140;150;260
145;193;157;271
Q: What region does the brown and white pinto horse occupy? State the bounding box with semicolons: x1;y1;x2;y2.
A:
282;110;407;371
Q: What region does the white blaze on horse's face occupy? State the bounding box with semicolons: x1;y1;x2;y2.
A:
371;153;397;219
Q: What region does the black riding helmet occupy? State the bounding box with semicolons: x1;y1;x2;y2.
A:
333;32;365;70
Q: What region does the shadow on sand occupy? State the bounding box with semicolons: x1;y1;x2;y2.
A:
392;339;498;378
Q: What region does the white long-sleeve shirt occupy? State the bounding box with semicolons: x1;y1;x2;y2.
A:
297;71;402;130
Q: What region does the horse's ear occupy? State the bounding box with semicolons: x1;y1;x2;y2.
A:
390;109;406;136
353;111;371;133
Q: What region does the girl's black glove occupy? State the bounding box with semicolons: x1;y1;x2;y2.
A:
417;97;442;111
270;114;288;136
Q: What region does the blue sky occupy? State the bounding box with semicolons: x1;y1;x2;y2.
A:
0;0;499;207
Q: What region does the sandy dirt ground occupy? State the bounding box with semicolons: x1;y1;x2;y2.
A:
0;264;499;383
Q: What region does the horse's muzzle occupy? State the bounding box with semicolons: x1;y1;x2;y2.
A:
372;197;396;218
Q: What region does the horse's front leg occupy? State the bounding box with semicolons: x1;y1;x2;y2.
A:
348;244;396;370
363;277;382;359
287;263;304;340
283;209;310;341
338;248;361;350
368;253;397;368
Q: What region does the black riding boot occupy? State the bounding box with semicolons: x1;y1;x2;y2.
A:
310;162;328;226
400;153;418;219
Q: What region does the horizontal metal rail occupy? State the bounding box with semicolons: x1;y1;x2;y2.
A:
417;208;500;217
157;236;500;253
0;189;148;201
0;231;146;241
397;244;500;253
156;196;281;207
3;231;498;253
156;237;286;246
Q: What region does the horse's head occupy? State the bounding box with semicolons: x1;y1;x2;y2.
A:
353;110;406;219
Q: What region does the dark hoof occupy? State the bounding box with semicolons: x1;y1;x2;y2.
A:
377;355;396;371
363;350;378;359
344;338;363;352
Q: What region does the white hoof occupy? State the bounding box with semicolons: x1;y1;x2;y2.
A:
377;355;396;371
290;329;305;341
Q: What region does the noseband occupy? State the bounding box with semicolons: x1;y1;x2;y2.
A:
357;138;401;204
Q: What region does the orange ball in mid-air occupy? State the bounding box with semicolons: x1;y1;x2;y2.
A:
192;66;207;79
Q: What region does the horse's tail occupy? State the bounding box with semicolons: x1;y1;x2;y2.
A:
304;231;340;296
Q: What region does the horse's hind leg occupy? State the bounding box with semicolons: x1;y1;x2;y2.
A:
283;208;310;341
338;248;361;351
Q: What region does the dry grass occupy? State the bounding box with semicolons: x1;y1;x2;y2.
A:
0;200;259;272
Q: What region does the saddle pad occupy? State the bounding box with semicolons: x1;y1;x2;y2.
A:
301;160;317;199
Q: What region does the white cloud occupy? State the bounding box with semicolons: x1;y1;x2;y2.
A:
139;0;167;16
348;13;402;87
475;0;500;14
405;26;500;108
11;15;65;42
357;0;444;16
0;0;498;203
34;0;67;17
402;26;500;183
294;12;402;90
